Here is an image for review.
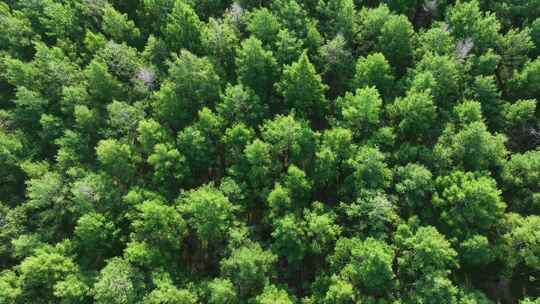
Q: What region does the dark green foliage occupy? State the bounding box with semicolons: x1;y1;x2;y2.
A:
1;1;539;303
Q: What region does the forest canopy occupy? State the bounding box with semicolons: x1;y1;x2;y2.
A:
1;0;540;303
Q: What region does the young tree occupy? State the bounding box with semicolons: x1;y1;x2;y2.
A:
318;35;355;98
236;37;279;101
434;122;508;172
93;258;144;304
220;243;277;299
178;184;236;248
352;53;395;99
433;171;506;240
18;248;79;303
502;150;540;213
347;146;392;191
101;4;141;44
163;0;202;52
376;15;414;75
336;87;383;139
247;8;281;45
276;52;328;121
255;285;293;304
388;90;438;142
96;139;138;182
153;51;221;129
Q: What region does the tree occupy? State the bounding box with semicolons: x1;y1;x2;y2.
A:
376;15;414;75
255;285;293;304
96;139;138;182
93;258;144;304
153;50;221;129
207;278;237;304
74;212;118;266
323;276;355;304
411;53;464;108
236;37;279;101
271;214;307;269
143;281;198;304
318;34;355;98
276;52;328;121
388;89;438;142
330;237;395;295
247;8;281;45
97;41;141;83
340;190;399;239
163;0;202;52
532;18;540;57
446;0;501;54
502;150;540;213
273;29;304;66
217;84;268;128
147;144;187;191
84;59;123;103
433;171;506;240
509;58;540;100
355;5;392;51
101;4;140;44
201;18;239;80
11;87;47;133
408;274;458;304
18;248;79;303
131;200;187;254
347;146;392;191
395;163;434;216
220;243;277;299
336;87;383;139
352;53;395;99
178;185;236;247
261;114;316;171
506;215;540;272
53;274;91;304
434;122;508;172
396;225;458;279
304;202;341;256
0;3;35;57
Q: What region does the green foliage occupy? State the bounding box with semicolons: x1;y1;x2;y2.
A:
276;52;328;121
502;150;540;213
348;146;392;190
96;139;139;181
389;90;438;141
318;34;355;98
1;1;540;303
163;0;202;52
353;53;395;98
330;237;395;295
433;171;506;239
376;15;414;75
337;87;383;139
153;50;221;129
236;36;279;101
178;185;236;246
18;248;78;303
506;215;540;271
396;225;458;278
247;8;281;45
93;258;144;304
143;280;197;304
207;278;237;304
217;84;268;128
255;285;293;304
220;243;277;299
102;4;141;44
